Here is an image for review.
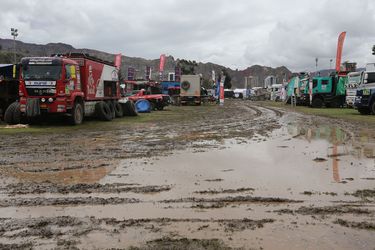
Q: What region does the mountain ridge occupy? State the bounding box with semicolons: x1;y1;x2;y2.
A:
0;38;293;88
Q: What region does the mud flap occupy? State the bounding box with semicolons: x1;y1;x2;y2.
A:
26;98;41;117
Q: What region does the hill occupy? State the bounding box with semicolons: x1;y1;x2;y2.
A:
0;38;292;88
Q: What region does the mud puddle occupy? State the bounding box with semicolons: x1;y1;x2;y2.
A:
0;101;374;249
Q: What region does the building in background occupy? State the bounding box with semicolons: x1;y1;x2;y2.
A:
244;76;261;88
264;75;277;88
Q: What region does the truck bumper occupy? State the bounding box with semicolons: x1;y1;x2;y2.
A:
180;96;201;104
20;97;68;116
354;96;369;109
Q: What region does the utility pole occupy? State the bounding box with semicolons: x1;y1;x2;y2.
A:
330;59;333;70
11;28;18;64
315;57;318;76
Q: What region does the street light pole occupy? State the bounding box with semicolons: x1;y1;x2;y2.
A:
11;28;18;64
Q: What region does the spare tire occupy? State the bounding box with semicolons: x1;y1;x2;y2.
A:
95;101;113;121
135;99;151;113
181;81;190;90
114;101;123;117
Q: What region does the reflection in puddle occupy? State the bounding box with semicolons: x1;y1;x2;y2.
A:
287;124;375;183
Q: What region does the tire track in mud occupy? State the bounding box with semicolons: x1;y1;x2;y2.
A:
241;104;263;117
251;103;283;117
2;183;172;196
0;197;140;207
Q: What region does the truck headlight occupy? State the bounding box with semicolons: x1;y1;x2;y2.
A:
48;98;53;103
41;98;46;102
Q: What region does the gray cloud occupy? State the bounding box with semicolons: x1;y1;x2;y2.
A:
1;0;375;71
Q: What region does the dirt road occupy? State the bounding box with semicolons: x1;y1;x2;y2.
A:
0;100;374;249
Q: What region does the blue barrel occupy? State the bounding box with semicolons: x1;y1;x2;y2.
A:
135;99;151;113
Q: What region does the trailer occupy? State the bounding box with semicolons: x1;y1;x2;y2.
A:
180;75;202;105
6;53;124;125
121;80;170;110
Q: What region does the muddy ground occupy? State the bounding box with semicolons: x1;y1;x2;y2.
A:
0;100;374;249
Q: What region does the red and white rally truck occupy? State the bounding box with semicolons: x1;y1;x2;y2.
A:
13;53;125;125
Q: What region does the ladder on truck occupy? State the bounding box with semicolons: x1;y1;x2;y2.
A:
291;94;297;107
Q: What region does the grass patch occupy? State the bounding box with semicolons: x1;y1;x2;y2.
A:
259;101;375;124
0;105;215;135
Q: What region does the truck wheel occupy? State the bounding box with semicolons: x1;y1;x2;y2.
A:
4;102;20;125
156;105;164;111
114;101;123;117
123;101;138;116
311;97;323;108
95;102;113;121
330;99;340;108
371;101;375;115
150;101;156;111
358;108;370;115
69;102;84;125
107;101;116;119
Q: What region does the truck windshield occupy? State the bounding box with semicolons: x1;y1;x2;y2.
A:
365;72;375;84
348;75;361;85
22;65;61;81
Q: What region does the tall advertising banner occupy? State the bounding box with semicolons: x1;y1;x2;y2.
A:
220;76;226;106
335;32;346;72
159;54;166;80
114;54;122;70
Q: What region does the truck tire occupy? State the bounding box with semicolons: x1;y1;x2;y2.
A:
371;101;375;115
95;101;113;121
114;101;123;117
123;101;138;116
4;102;20;125
150;101;156;111
311;97;323;108
107;101;116;119
69;102;84;125
156;104;164;110
358;108;370;115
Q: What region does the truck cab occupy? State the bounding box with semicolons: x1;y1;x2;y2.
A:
355;64;375;114
309;74;347;108
18;57;83;121
346;71;363;107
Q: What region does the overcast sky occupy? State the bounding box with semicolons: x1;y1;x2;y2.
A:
1;0;375;71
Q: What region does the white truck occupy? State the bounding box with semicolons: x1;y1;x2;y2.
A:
346;71;363;107
269;83;283;101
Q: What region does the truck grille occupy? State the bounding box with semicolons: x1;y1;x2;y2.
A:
26;88;55;96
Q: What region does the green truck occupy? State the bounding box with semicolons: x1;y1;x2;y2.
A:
285;73;310;105
303;73;347;108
